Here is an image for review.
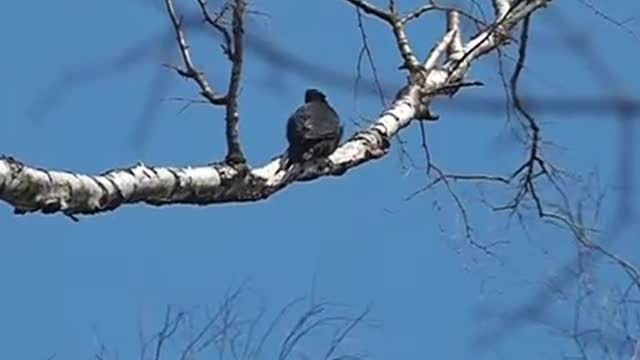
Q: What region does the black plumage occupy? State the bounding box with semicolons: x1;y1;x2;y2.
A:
285;88;343;165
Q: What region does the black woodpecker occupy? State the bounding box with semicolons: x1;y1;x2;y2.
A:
284;89;343;170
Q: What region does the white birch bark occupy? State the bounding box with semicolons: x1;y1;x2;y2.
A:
0;0;551;218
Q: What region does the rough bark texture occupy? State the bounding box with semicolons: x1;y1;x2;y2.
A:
0;90;414;216
0;0;551;218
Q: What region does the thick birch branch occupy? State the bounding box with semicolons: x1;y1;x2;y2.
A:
0;0;551;218
0;91;414;217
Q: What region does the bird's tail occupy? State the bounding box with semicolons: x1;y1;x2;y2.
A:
278;148;304;184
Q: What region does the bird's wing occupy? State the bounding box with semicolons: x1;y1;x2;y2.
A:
286;105;311;144
300;102;342;140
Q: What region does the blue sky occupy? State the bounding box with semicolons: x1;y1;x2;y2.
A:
0;1;638;359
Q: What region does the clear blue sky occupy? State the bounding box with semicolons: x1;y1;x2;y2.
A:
0;1;638;359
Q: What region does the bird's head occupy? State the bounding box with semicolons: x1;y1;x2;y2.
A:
305;88;327;103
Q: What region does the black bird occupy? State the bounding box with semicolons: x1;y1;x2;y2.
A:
284;89;343;169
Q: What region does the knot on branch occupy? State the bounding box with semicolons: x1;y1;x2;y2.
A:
352;128;391;158
414;102;440;121
1;156;24;174
225;151;248;167
399;79;440;121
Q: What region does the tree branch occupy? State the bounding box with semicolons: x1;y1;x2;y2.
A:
224;0;248;165
164;0;227;106
345;0;420;71
166;0;247;164
0;0;552;217
343;0;391;22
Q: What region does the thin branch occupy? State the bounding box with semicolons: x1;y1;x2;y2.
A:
324;305;372;360
154;306;185;360
401;5;435;24
446;10;464;60
164;0;227;106
343;0;391;22
424;29;456;72
196;0;233;58
167;0;246;164
224;0;248;164
354;8;386;107
345;0;421;70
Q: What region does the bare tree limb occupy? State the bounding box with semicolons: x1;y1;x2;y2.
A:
224;0;248;165
0;0;552;217
196;0;233;58
165;0;247;165
343;0;391;22
132;285;372;360
164;0;228;106
345;0;421;70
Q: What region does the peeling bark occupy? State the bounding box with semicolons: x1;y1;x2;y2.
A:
0;0;551;217
0;88;417;216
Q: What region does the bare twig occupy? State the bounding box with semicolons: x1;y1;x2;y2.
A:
154;306;185;360
196;0;233;58
164;0;227;106
165;0;247;164
345;0;421;70
401;5;435;24
344;0;391;22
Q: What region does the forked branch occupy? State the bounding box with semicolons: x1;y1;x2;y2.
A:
165;0;247;164
0;0;551;217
